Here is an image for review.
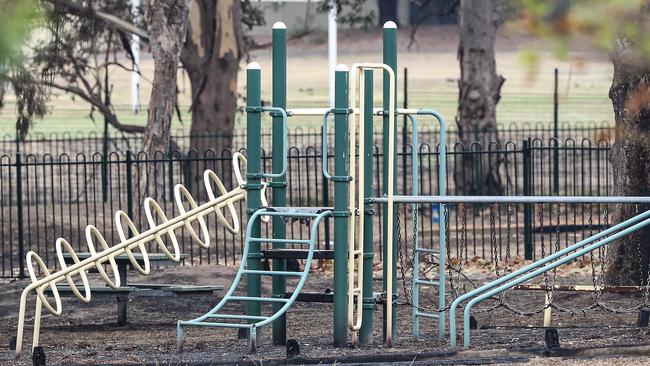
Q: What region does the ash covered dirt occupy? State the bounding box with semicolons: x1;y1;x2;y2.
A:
1;262;650;365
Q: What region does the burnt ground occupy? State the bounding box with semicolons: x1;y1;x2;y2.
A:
1;262;650;365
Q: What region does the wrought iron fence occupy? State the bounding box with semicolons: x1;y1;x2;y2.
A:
0;138;612;278
1;120;614;156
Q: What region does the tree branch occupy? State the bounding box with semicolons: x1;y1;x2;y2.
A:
41;80;145;133
45;0;149;40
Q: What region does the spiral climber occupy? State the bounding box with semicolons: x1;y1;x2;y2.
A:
14;152;268;354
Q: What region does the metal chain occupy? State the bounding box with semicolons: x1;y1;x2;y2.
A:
490;205;500;278
586;203;602;302
396;210;411;303
505;204;512;274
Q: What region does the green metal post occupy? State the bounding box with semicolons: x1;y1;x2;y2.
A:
360;69;374;344
246;63;263;341
333;65;350;347
271;21;287;346
382;20;398;343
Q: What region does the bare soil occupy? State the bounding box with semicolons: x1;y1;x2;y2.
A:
1;261;650;365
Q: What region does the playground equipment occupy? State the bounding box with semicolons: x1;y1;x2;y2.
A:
175;21;450;351
14;152;269;354
18;20;650;357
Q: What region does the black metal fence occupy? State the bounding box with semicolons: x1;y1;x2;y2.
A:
0;137;612;278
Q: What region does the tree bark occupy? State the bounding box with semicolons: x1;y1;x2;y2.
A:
140;0;191;199
455;0;505;195
604;4;650;285
180;0;244;198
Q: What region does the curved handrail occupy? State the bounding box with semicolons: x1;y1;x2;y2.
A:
450;209;650;349
260;107;288;179
320;108;335;180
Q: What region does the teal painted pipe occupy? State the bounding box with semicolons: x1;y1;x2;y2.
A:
321;109;335;180
382;20;398;344
333;65;350;347
360;69;375;344
271;21;288;346
449;209;650;349
245;62;263;339
416;109;447;340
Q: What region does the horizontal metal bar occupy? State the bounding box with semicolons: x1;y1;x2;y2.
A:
247;238;310;244
227;296;290;303
243;270;303;277
414;279;439;286
371;195;650;204
183;321;252;329
287;107;419;116
206;314;268;321
415;247;439;254
415;311;440;319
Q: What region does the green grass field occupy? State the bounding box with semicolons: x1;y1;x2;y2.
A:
0;31;616;137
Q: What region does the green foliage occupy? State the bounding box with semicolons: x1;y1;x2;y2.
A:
518;0;648;56
0;0;42;65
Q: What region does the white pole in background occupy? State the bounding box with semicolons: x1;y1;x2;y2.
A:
130;0;140;114
328;2;337;107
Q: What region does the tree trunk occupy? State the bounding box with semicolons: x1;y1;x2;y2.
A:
181;0;244;198
378;0;398;26
604;4;650;285
140;0;191;200
455;0;505;196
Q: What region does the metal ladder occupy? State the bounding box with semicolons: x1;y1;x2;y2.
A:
176;207;331;352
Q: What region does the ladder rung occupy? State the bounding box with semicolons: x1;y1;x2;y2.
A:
243;269;303;276
248;237;311;245
415;247;439;254
415;311;440;319
228;296;290;303
206;314;269;321
188;321;253;328
415;279;439;286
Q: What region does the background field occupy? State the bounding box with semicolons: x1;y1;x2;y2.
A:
0;25;615;137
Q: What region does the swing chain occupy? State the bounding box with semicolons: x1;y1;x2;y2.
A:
396;210;411;303
490;205;500;278
505;203;512;274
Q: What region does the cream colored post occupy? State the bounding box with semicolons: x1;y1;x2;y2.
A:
345;63;395;345
543;292;552;326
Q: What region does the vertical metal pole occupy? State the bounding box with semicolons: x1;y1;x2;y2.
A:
382;20;398;344
125;151;134;221
16;152;25;279
523;139;533;260
328;2;337;107
360;69;374;344
402;67;408;155
553;68;559;195
323;125;331;251
271;22;287;346
333;65;350;347
246;63;263;340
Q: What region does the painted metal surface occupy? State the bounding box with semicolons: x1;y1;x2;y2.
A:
271;22;288;346
348;62;396;346
448;209;650;349
177;208;331;352
14;152;264;354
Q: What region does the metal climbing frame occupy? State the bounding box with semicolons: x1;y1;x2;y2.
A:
176;207;332;352
371;195;650;349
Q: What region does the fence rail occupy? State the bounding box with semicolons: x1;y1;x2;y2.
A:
0;137;615;278
1;120;614;156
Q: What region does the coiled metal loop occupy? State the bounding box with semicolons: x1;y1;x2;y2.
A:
16;152;266;354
